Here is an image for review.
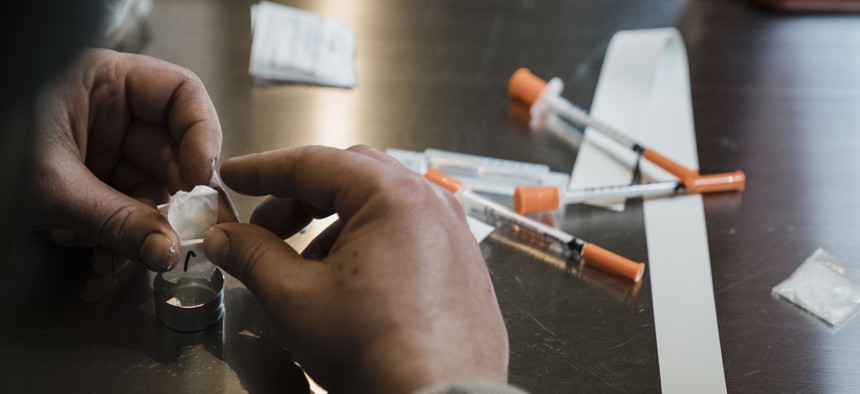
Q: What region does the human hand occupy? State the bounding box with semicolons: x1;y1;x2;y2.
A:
27;48;237;274
203;145;509;393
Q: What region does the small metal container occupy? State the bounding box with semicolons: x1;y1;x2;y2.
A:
153;266;225;332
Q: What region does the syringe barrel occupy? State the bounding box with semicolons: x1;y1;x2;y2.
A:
457;189;573;245
564;181;680;204
514;181;681;214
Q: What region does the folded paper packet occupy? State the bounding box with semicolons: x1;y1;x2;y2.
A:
157;185;218;283
249;1;357;88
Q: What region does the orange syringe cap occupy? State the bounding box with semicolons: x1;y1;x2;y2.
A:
581;243;646;283
509;68;548;107
514;186;560;214
685;170;746;195
424;167;463;193
640;150;746;195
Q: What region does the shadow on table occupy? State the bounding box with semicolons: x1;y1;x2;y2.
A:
0;232;311;393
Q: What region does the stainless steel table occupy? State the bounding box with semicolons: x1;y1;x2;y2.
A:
3;0;860;392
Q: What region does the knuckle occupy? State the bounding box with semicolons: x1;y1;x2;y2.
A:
289;145;334;184
175;68;205;95
98;203;139;250
377;172;454;214
229;232;273;281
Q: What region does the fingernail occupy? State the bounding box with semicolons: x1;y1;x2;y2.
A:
50;229;78;244
203;227;229;265
140;233;177;272
112;256;130;276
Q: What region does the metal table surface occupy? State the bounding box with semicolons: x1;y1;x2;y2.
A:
3;0;860;392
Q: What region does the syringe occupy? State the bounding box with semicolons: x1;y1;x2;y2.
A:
386;148;569;196
425;168;645;283
513;174;746;214
508;68;746;195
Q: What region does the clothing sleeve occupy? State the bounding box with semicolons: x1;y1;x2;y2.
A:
414;381;530;394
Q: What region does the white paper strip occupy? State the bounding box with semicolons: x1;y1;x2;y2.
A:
569;28;726;393
568;30;669;211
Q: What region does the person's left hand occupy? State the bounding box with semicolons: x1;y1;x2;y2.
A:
26;48;237;274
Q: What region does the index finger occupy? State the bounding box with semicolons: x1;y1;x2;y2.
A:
118;51;222;188
219;146;421;221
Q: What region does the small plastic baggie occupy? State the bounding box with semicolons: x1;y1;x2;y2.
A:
772;248;860;327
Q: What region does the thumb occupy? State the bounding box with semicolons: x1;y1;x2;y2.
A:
203;223;305;298
36;161;180;272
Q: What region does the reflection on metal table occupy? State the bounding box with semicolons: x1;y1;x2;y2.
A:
3;0;860;392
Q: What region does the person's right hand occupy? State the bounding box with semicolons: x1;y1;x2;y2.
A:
203;145;509;393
